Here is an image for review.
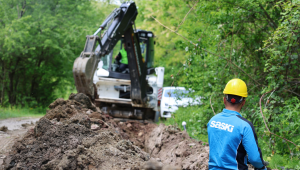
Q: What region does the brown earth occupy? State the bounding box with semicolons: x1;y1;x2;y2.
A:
0;117;41;167
1;93;209;170
146;125;209;169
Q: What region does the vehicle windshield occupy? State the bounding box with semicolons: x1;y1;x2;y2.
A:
164;89;190;98
101;54;110;70
101;38;147;71
139;38;147;59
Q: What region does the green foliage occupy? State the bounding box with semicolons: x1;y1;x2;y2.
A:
0;0;109;107
250;96;300;157
268;154;300;169
262;2;300;91
136;0;300;167
135;0;196;86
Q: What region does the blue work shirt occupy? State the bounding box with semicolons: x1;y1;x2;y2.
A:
207;109;266;170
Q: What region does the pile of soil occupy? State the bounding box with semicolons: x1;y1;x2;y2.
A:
146;125;209;170
2;93;209;170
3;117;150;170
44;93;98;122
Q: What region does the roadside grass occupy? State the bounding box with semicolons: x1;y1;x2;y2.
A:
0;107;45;119
159;106;300;169
0;86;76;120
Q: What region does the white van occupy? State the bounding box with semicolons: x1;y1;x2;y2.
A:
160;87;201;118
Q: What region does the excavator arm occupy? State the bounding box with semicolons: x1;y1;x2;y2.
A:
73;2;147;105
123;26;147;106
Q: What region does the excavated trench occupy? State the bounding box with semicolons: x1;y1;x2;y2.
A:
2;93;209;170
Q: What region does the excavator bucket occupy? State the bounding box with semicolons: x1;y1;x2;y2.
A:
73;35;100;99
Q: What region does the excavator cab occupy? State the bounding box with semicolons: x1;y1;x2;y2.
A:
99;30;155;80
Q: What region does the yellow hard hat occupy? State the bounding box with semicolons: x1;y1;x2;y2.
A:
223;78;248;97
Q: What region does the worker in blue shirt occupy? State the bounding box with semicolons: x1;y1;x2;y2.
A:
207;78;267;170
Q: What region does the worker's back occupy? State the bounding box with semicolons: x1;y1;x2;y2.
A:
207;109;264;170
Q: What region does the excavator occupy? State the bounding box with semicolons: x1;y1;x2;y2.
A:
72;2;164;122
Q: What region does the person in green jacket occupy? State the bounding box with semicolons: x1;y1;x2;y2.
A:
114;42;128;72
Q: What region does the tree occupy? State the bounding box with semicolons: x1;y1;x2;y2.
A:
0;0;104;107
135;0;300;157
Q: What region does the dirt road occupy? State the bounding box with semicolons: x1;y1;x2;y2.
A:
0;117;40;166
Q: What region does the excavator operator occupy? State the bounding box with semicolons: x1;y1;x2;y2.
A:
207;78;267;170
114;42;128;72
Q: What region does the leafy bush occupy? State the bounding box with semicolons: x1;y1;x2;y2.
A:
139;0;300;166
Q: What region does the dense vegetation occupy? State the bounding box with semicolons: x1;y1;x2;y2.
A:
0;0;299;168
0;0;115;107
134;0;300;168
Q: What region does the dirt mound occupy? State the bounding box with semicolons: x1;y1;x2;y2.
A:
45;93;98;122
146;124;209;170
3;118;94;169
3;117;151;169
68;93;97;111
0;126;8;132
2;93;209;170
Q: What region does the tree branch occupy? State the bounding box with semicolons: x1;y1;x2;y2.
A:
285;89;300;97
259;90;298;149
19;0;26;18
259;4;278;29
202;48;264;86
186;0;198;16
210;93;216;115
151;16;196;45
176;1;198;31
